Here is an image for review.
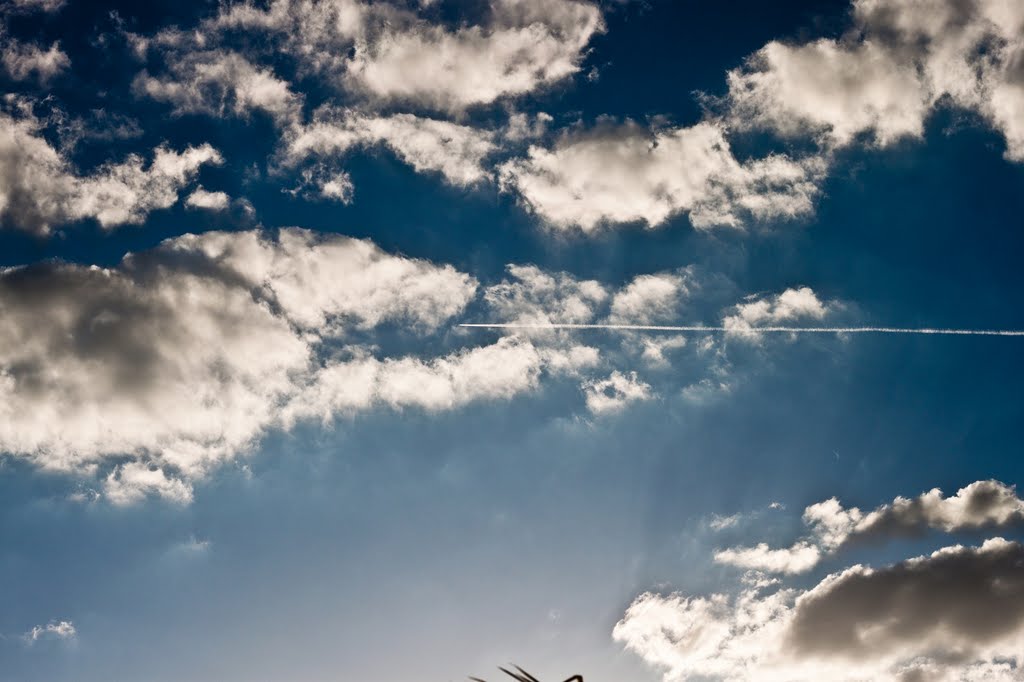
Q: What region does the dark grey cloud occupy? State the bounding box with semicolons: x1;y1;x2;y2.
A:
849;479;1024;542
715;480;1024;574
0;228;624;503
788;538;1024;662
617;539;1024;680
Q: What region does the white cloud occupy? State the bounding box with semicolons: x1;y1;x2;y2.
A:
602;270;699;368
286;163;356;203
818;479;1024;545
499;120;822;231
713;542;822;575
104;463;194;506
281;335;598;423
609;272;691;324
284;108;497;187
71;144;223;228
166;535;212;556
583;370;652;414
709;513;742;531
0;228;479;489
134;51;301;126
636;335;689;369
24;620;76;643
344;0;604;111
0;228;620;503
714;480;1024;575
146;0;603;114
722;286;836;337
727;39;929;146
184;186;231;211
1;39;70;83
175;227;478;331
0;110;222;234
725;0;1024;161
617;538;1024;681
483;264;608;327
503;111;554;141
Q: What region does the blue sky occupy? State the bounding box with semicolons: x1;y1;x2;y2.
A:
2;0;1024;680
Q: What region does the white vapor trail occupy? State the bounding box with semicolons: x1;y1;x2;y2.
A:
459;323;1024;336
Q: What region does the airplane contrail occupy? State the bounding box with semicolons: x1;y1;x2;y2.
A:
458;323;1024;336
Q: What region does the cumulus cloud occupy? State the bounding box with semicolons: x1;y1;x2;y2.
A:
1;38;70;83
721;286;836;337
71;145;223;228
727;39;928;146
820;479;1024;545
601;270;701;368
725;0;1024;160
286;163;356;203
483;264;608;327
343;0;604;111
0;227;615;503
635;335;689;369
714;480;1024;574
499;120;823;231
283;108;497;187
713;542;822;576
23;620;76;643
282;335;599;424
143;0;604;114
0;110;221;234
184;186;231;211
609;272;692;324
119;0;1024;237
616;538;1024;681
582;370;652;414
104;463;195;506
133;51;301;126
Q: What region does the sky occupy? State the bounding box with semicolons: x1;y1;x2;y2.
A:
1;0;1024;680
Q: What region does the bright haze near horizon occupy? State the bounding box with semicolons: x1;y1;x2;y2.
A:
2;0;1024;680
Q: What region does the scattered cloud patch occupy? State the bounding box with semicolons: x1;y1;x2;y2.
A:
283;108;497;188
709;513;742;532
23;620;76;644
142;0;604;114
1;38;69;83
286;163;355;203
722;287;837;338
4;0;65;13
281;335;599;423
483;264;609;327
133;51;302;126
609;272;692;325
714;480;1024;575
0;228;478;493
0;228;633;503
714;542;822;576
340;0;605;111
104;463;195;506
499;120;822;231
727;39;928;147
184;186;231;211
617;538;1024;681
583;370;652;414
725;0;1024;160
0;110;221;234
